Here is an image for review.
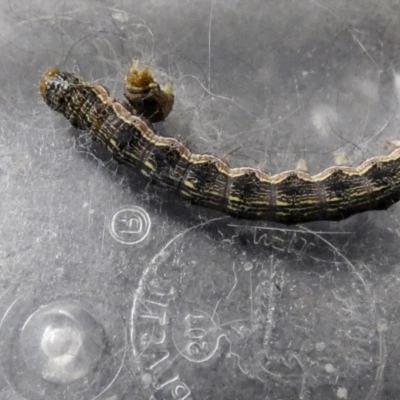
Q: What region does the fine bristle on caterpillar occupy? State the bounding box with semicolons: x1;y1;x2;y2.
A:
39;65;400;224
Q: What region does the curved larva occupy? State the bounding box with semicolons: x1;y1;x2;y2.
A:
39;69;400;224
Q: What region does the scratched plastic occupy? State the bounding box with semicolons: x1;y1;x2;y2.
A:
1;1;400;400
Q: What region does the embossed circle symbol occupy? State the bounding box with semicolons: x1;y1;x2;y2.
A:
20;303;105;384
110;206;151;244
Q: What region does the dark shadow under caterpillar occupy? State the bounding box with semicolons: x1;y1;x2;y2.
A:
39;66;400;224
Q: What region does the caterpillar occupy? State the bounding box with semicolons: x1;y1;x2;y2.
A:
39;64;400;224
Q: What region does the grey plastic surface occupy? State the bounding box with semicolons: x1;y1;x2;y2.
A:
1;1;400;399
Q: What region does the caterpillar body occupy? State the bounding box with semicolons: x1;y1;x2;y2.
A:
39;66;400;224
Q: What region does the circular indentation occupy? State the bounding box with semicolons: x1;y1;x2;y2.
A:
111;10;129;24
315;342;326;351
20;303;105;384
324;363;335;373
243;262;253;271
110;206;151;244
0;290;127;400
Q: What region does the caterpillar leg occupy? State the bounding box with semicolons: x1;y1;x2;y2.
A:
386;139;400;151
124;60;174;123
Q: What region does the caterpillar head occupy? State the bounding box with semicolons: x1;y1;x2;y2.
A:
39;68;84;112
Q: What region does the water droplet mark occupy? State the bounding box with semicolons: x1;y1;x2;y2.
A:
0;289;127;400
20;302;105;384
